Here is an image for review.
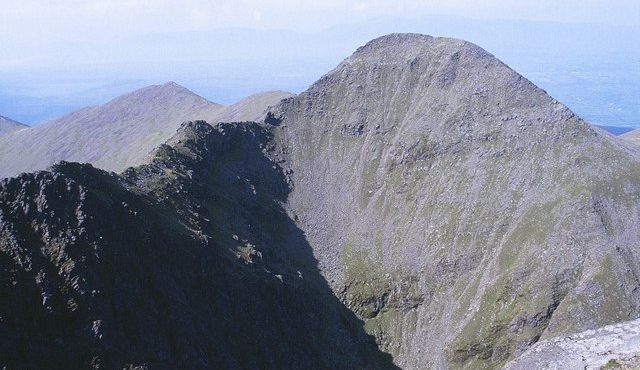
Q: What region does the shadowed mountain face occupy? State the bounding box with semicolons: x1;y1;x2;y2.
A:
0;84;292;179
0;115;27;136
264;34;640;368
0;121;395;369
1;33;639;369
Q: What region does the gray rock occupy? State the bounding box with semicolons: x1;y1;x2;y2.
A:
267;33;640;368
505;318;640;369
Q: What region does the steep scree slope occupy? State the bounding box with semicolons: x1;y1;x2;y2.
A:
265;34;640;368
0;121;394;369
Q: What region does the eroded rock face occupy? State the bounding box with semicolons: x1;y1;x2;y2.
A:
266;34;640;368
0;121;395;369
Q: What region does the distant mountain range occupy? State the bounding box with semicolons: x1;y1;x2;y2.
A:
1;34;639;369
0;84;291;178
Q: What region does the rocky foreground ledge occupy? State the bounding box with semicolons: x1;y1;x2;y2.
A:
506;319;640;369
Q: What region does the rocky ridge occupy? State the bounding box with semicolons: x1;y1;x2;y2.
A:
0;120;393;369
505;318;640;369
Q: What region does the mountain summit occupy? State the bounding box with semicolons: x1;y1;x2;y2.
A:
266;33;640;367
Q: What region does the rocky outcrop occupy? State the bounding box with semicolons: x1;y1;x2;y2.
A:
505;318;640;369
0;121;395;369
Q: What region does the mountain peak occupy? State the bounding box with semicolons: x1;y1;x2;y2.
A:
353;33;434;53
346;33;486;66
156;81;196;94
296;32;569;141
267;33;640;367
162;81;181;88
104;81;215;108
0;84;225;178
